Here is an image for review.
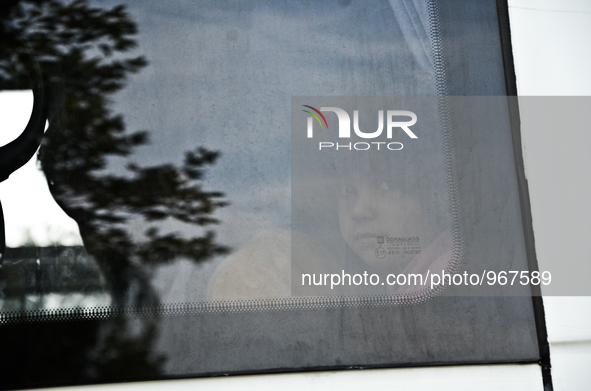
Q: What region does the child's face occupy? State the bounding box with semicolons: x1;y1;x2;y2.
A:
337;173;424;269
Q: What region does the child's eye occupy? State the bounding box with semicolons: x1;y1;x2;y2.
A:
379;181;392;190
341;184;357;196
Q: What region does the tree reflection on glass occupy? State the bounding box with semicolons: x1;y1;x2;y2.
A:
1;0;228;306
0;0;228;385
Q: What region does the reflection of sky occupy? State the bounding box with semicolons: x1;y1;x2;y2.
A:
99;0;435;248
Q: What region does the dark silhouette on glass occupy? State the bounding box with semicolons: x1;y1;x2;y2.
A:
0;61;46;264
0;0;228;306
0;0;228;386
